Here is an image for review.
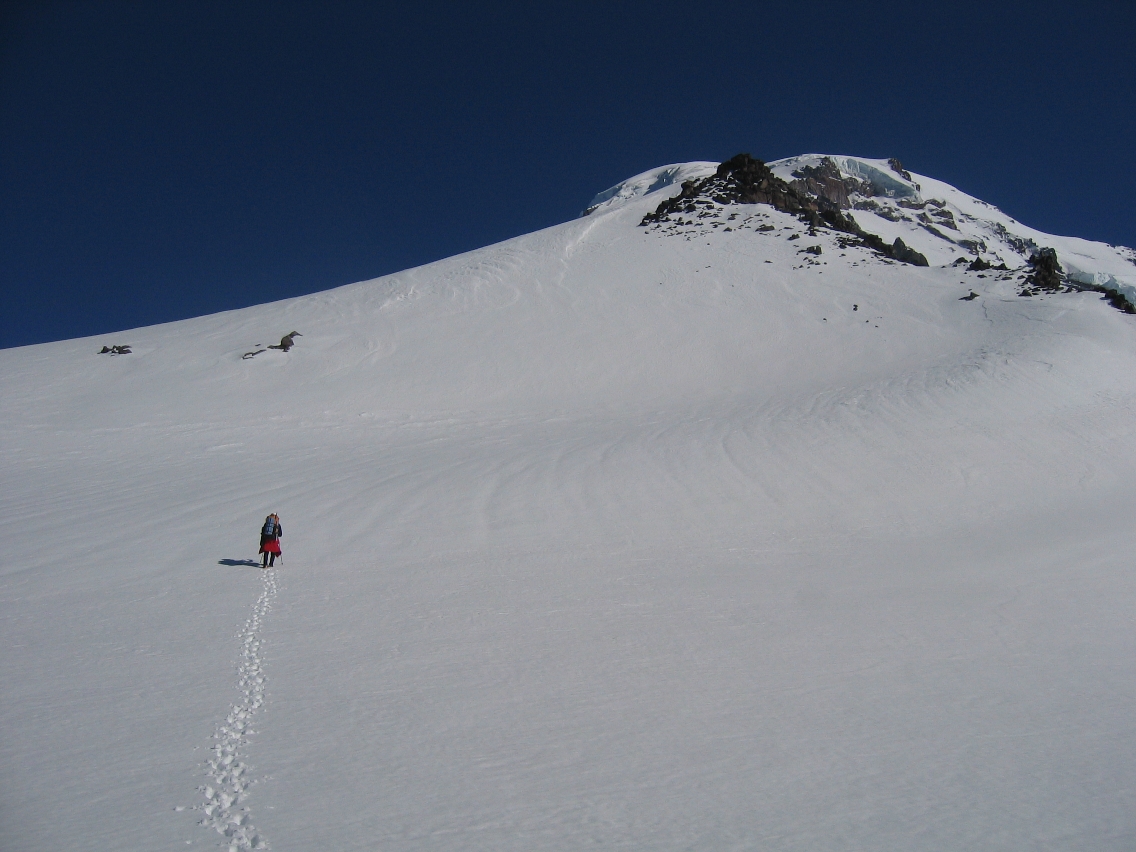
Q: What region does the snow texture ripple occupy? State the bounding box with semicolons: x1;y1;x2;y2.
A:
196;569;276;851
4;154;1136;850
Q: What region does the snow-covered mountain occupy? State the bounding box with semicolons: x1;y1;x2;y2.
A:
3;155;1136;851
594;153;1136;306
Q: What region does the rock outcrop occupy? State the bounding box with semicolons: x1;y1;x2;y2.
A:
890;238;929;267
244;331;303;360
888;158;913;181
1026;248;1064;292
788;157;880;210
1030;248;1136;314
640;153;929;267
268;331;302;352
641;154;824;224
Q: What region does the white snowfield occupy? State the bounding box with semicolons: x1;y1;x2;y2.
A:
3;156;1136;851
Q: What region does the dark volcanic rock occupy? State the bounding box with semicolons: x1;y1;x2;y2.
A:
1030;248;1136;314
922;206;958;231
888;158;913;181
969;257;1010;273
789;157;868;209
1026;248;1064;292
640;153;932;267
268;331;302;352
792;156;917;207
891;238;929;267
641;154;827;225
1101;290;1136;313
856;233;929;266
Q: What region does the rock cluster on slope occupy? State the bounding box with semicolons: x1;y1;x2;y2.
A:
242;331;303;360
1021;248;1136;313
1024;248;1065;293
640;153;928;267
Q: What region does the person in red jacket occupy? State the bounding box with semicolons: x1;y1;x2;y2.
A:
259;513;282;568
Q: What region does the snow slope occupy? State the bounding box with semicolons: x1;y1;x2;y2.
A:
3;157;1136;851
769;155;1136;297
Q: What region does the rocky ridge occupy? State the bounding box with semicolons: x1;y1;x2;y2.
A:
626;152;1136;314
639;153;929;267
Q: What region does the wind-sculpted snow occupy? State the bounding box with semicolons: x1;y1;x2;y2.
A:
2;155;1136;850
582;161;717;215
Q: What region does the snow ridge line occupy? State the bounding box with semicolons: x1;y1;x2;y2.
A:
196;568;277;851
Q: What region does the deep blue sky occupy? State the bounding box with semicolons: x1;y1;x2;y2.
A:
2;1;1134;349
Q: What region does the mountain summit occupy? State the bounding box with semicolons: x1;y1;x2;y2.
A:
3;154;1136;851
591;153;1136;309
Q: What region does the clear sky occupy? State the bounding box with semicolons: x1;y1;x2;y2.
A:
2;1;1133;349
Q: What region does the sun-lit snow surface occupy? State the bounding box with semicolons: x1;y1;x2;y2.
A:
3;158;1136;851
582;161;718;214
770;155;1136;303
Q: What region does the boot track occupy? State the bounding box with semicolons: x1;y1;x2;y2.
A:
195;568;277;850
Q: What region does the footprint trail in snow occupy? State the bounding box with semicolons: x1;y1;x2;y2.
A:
196;568;276;850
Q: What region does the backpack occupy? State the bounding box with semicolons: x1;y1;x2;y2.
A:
261;516;277;538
